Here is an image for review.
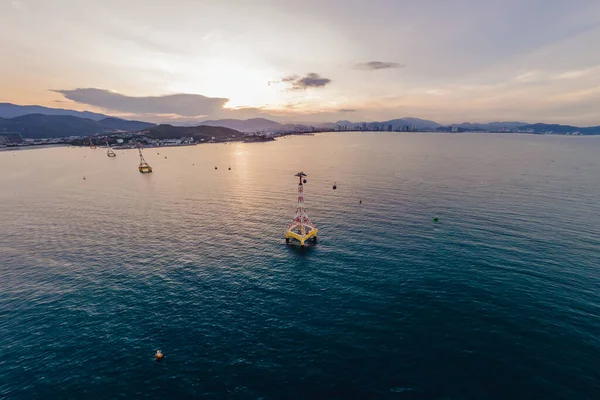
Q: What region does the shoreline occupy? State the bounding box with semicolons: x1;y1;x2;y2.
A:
2;130;595;153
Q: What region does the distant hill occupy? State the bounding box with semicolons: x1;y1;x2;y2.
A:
451;121;527;131
518;123;600;135
2;101;599;136
142;124;242;141
393;117;442;129
314;122;338;129
322;117;441;130
98;117;155;132
200;118;283;132
0;114;156;138
1;114;105;138
0;102;108;120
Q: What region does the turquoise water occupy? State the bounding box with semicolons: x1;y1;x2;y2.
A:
1;132;599;399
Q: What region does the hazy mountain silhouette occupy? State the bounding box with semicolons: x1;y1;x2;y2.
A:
0;103;107;120
200;118;283;132
393;117;442;129
323;118;442;130
143;124;242;141
2;103;599;136
97;117;155;132
451;121;527;130
0;114;155;138
518;123;600;135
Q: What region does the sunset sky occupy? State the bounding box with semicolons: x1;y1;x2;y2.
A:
1;0;599;124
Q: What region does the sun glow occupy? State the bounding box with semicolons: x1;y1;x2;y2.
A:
167;57;285;109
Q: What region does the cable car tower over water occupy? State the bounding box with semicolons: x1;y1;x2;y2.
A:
106;140;116;157
285;172;318;246
137;144;152;173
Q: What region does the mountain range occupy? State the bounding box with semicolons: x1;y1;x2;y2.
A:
1;103;599;137
198;117;600;134
0;102;107;120
198;117;445;132
0;114;155;138
143;124;242;141
198;116;599;134
200;118;284;132
450;121;527;130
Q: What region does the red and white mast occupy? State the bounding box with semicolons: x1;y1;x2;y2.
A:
286;172;317;246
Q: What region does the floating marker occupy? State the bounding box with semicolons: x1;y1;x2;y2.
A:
303;179;307;183
333;182;337;190
434;217;439;222
155;350;163;361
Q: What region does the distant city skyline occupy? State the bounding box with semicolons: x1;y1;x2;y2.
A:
1;0;599;125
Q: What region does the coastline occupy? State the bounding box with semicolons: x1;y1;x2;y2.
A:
3;130;596;153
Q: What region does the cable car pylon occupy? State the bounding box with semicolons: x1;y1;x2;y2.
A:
285;172;318;246
137;143;152;173
106;140;116;157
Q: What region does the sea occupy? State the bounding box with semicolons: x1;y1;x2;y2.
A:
1;132;599;399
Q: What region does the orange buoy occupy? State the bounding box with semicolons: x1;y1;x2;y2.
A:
155;350;163;361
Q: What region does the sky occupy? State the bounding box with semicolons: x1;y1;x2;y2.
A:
0;0;599;125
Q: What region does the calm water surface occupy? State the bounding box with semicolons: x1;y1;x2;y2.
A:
1;132;599;399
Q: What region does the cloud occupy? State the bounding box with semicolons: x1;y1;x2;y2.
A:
11;1;23;11
337;108;356;112
285;73;332;91
354;61;405;70
268;75;298;86
53;88;229;117
513;70;541;83
553;66;599;80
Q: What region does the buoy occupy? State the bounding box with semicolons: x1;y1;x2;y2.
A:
333;182;337;190
165;156;167;159
434;217;439;222
359;200;362;204
215;166;217;170
155;350;163;361
83;177;86;180
228;166;231;170
303;179;307;183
